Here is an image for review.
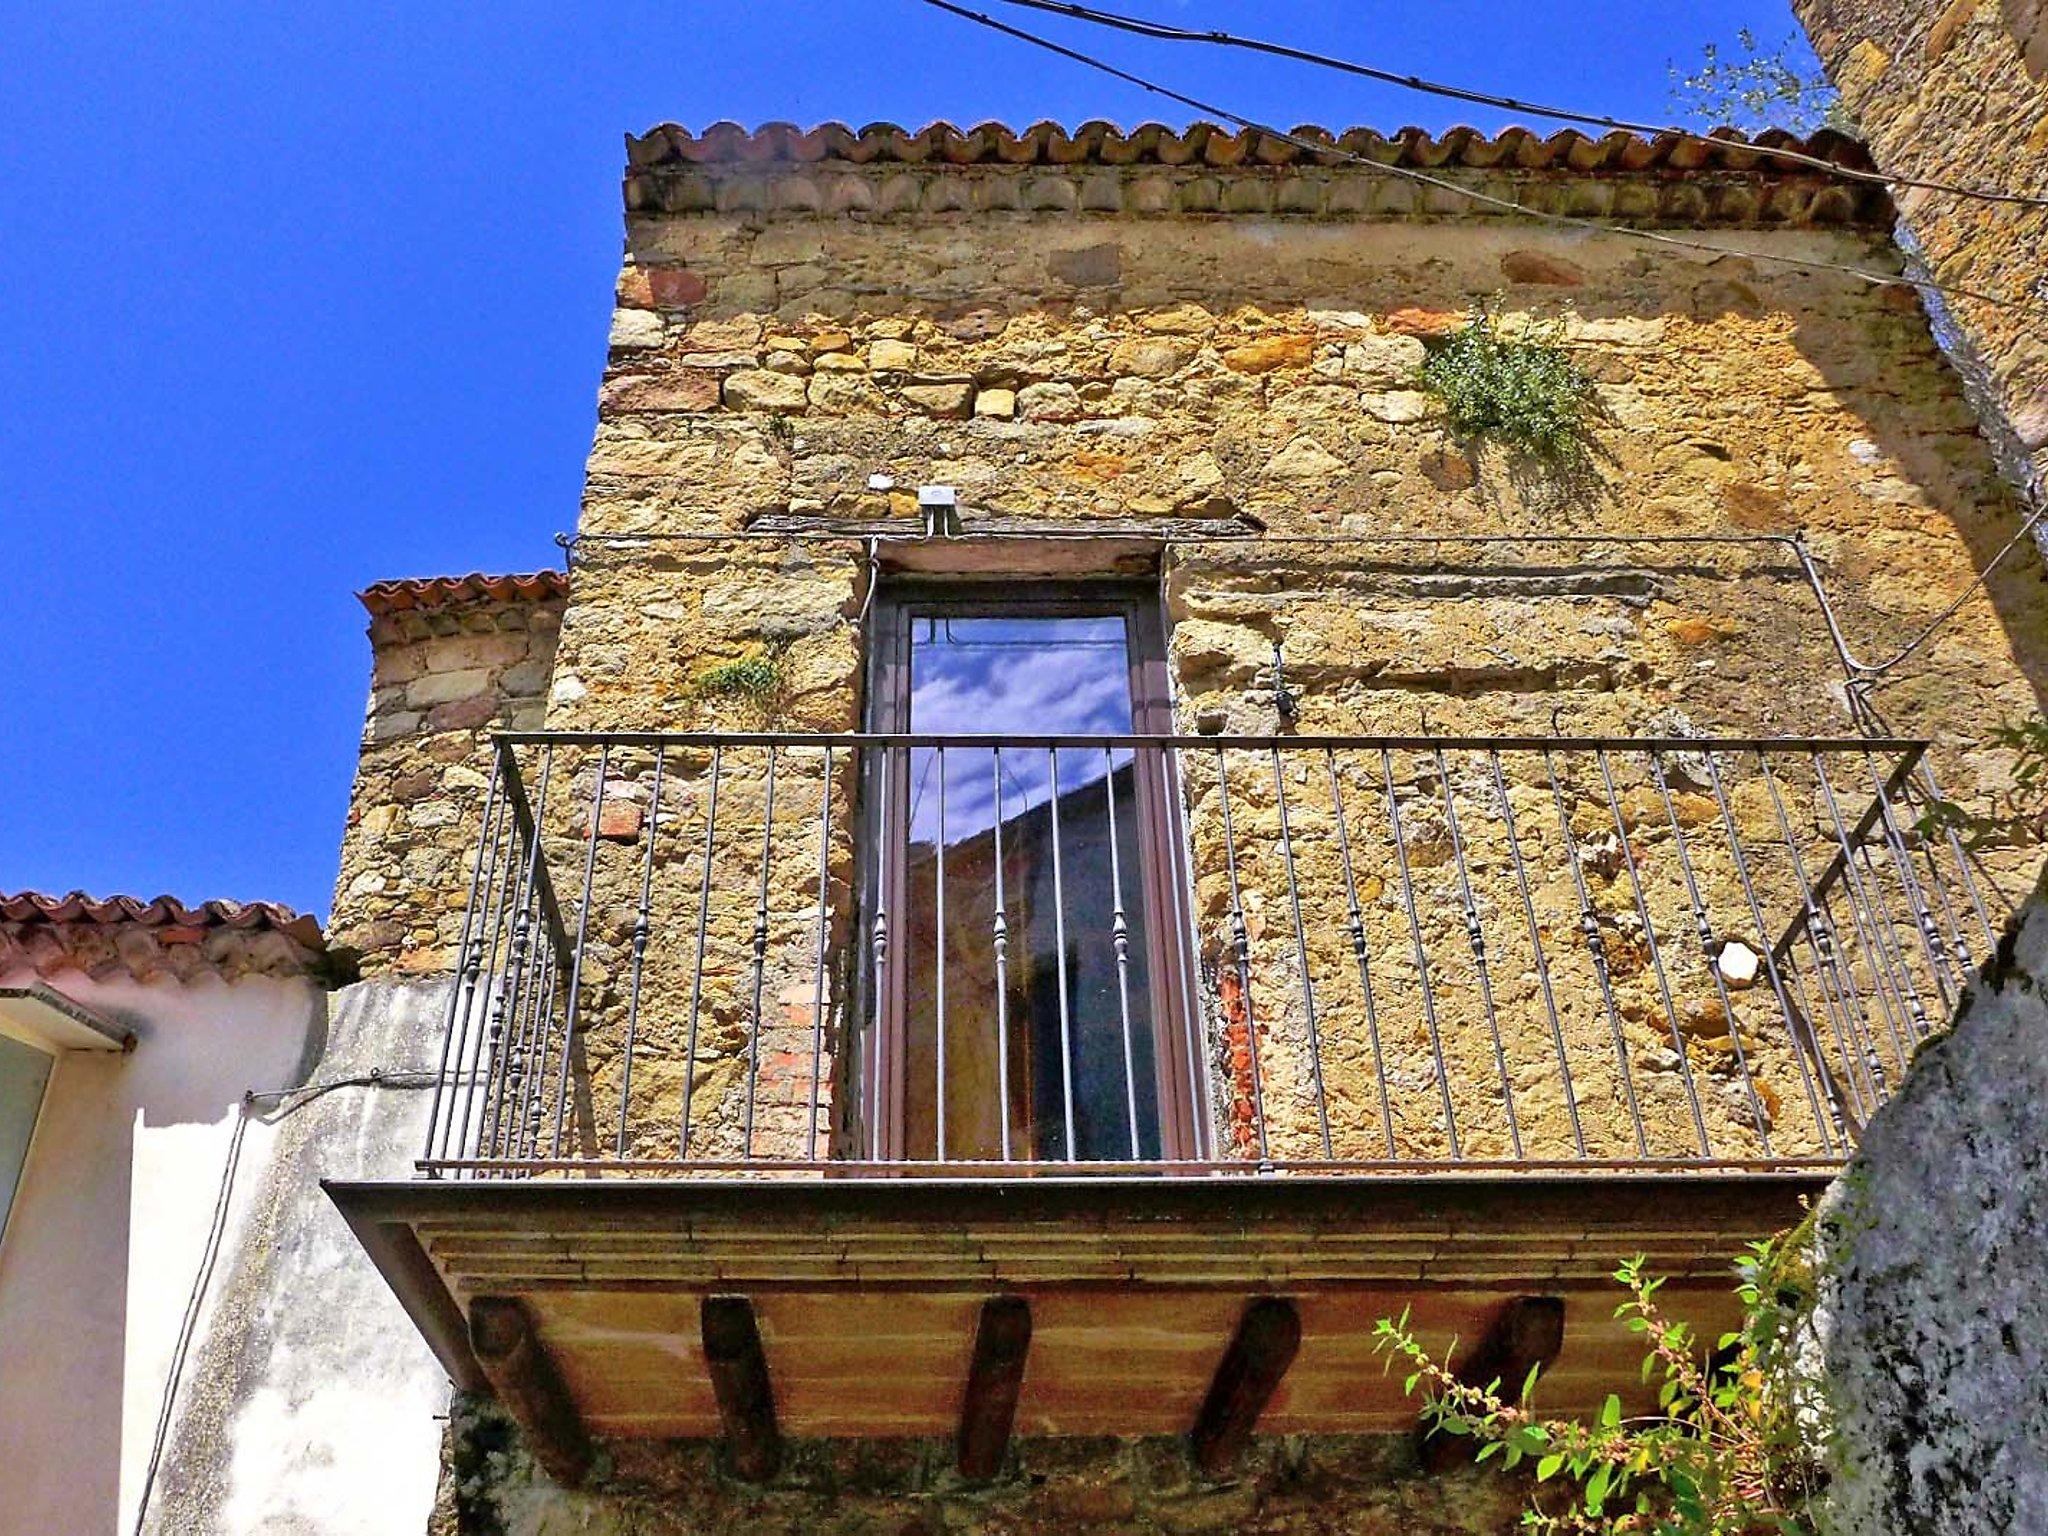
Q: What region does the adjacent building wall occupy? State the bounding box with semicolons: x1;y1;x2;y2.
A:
1815;874;2048;1533
1794;0;2048;501
0;962;448;1536
331;575;565;977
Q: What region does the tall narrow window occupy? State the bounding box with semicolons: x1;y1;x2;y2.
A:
864;583;1198;1165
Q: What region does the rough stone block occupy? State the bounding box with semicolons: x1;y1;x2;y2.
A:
725;370;809;412
608;308;665;351
404;669;492;708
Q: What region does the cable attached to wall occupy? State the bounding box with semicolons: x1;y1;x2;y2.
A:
127;1069;441;1536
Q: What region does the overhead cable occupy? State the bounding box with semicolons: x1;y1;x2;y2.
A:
911;0;2048;316
982;0;2048;210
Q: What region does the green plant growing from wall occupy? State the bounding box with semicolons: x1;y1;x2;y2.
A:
1913;713;2048;849
691;646;790;725
1374;1235;1828;1534
1417;305;1605;476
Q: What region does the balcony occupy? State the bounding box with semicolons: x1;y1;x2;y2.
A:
331;731;1986;1478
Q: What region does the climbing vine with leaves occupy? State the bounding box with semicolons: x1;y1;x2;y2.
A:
1374;1236;1828;1534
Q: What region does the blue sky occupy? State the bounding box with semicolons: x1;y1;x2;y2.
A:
0;1;1819;920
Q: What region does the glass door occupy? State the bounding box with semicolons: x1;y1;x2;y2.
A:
863;583;1199;1165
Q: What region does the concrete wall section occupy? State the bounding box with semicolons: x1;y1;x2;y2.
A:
1816;881;2048;1534
0;969;456;1536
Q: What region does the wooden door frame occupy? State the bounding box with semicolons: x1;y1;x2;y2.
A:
856;578;1204;1165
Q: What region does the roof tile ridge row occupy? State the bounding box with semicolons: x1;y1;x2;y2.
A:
624;119;1877;178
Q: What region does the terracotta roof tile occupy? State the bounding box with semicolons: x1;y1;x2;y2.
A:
358;570;568;618
626;118;1879;178
0;890;328;984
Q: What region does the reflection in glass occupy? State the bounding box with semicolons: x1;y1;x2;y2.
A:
898;616;1162;1161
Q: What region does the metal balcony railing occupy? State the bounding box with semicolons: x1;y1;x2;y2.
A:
419;732;1991;1179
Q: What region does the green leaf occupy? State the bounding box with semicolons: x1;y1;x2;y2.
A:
1600;1394;1622;1430
1536;1453;1564;1481
1585;1461;1612;1515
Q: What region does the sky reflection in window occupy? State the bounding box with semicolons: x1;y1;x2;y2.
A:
906;615;1133;845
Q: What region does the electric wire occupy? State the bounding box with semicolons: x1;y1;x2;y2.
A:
910;0;2048;316
978;0;2048;210
128;1070;443;1536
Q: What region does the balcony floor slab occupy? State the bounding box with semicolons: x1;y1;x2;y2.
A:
327;1172;1821;1441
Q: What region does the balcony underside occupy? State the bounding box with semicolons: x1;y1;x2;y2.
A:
330;1173;1819;1451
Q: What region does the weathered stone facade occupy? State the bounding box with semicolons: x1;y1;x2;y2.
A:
1794;0;2048;500
328;121;2048;1534
436;1400;1531;1536
502;130;2048;1174
332;573;565;976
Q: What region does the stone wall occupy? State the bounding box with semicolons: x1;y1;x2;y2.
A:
1793;0;2048;501
331;576;564;977
1814;872;2048;1534
513;183;2048;1173
351;137;2048;1531
434;1402;1530;1536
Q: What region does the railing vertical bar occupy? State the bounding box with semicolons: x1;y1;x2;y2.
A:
616;747;665;1157
550;744;610;1160
1326;749;1395;1158
991;747;1013;1163
1383;747;1458;1161
1594;749;1710;1158
1811;754;1923;1063
868;744;890;1163
1048;747;1077;1161
1270;746;1333;1159
1860;751;1956;1013
514;919;558;1164
476;786;537;1169
1647;751;1773;1157
1757;752;1889;1104
679;744;724;1158
1438;745;1521;1159
1104;744;1141;1161
806;745;834;1163
1545;749;1647;1157
1881;755;1975;996
1917;760;1997;961
506;743;559;1166
451;772;516;1165
1491;749;1583;1159
1166;744;1213;1164
424;743;507;1165
1699;751;1844;1153
485;744;551;1166
743;745;778;1159
1829;764;1938;1044
1216;746;1271;1165
1857;842;1934;1042
935;746;948;1163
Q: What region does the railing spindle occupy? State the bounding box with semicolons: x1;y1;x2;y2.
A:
1216;746;1270;1166
744;745;778;1158
1104;745;1141;1161
1383;747;1458;1161
1326;749;1395;1158
616;747;664;1157
679;744;723;1158
1048;746;1077;1161
1491;750;1583;1159
1438;745;1521;1160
